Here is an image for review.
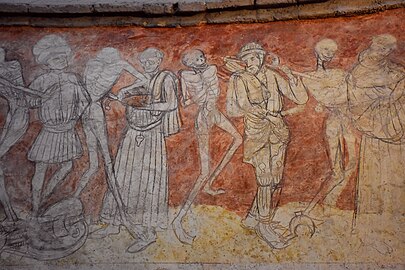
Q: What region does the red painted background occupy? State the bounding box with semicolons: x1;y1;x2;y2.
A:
0;9;403;219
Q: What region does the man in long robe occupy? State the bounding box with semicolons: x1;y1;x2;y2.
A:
348;34;404;253
348;34;405;219
227;42;308;248
97;47;180;253
74;47;147;230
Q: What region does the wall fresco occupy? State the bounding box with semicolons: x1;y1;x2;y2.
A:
0;8;404;268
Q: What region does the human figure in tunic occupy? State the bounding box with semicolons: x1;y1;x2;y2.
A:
226;42;308;248
74;47;147;228
285;39;357;214
98;47;180;253
0;47;29;221
28;35;89;215
348;34;404;241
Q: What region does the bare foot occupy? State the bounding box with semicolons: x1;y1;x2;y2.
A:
203;186;225;196
172;217;195;245
361;237;394;255
126;235;156;253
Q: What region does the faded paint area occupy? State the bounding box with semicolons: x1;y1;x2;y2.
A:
0;9;402;217
0;7;403;268
2;204;404;265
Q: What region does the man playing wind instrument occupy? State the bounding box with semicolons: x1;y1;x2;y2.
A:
225;42;308;248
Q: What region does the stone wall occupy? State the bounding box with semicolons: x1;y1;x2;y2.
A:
0;0;403;26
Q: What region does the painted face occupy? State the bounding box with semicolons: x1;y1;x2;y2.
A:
97;48;121;64
46;54;68;70
192;52;206;67
317;46;337;62
242;53;262;74
369;43;395;59
140;57;161;73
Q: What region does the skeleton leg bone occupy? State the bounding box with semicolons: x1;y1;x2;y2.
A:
0;105;29;221
76;110;132;231
42;161;73;201
172;136;241;244
0;167;17;221
304;119;353;214
203;113;242;195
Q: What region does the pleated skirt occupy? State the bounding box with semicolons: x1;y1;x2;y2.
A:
101;126;169;230
28;128;83;163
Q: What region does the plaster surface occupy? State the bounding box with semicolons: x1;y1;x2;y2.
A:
0;8;403;269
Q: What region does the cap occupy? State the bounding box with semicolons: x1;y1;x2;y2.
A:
237;42;266;59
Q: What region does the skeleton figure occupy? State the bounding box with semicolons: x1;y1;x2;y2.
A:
74;47;147;228
284;39;357;214
0;47;29;222
171;49;242;244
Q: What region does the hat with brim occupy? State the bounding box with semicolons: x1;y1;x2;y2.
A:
36;47;71;65
237;42;266;59
33;34;71;65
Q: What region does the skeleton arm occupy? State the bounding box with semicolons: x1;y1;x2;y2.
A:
179;72;194;107
280;103;306;116
0;77;48;99
120;60;148;86
117;84;146;100
274;71;308;105
116;60;148;99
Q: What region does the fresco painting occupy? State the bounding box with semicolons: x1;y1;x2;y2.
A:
0;8;403;267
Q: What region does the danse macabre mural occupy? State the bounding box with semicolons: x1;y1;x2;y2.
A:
0;8;403;267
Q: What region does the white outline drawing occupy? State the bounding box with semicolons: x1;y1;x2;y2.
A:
96;47;181;253
74;47;148;237
286;39;357;216
172;49;242;244
0;47;29;222
348;34;404;254
224;42;308;249
0;35;89;260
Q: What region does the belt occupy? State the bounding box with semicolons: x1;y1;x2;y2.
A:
43;121;75;133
